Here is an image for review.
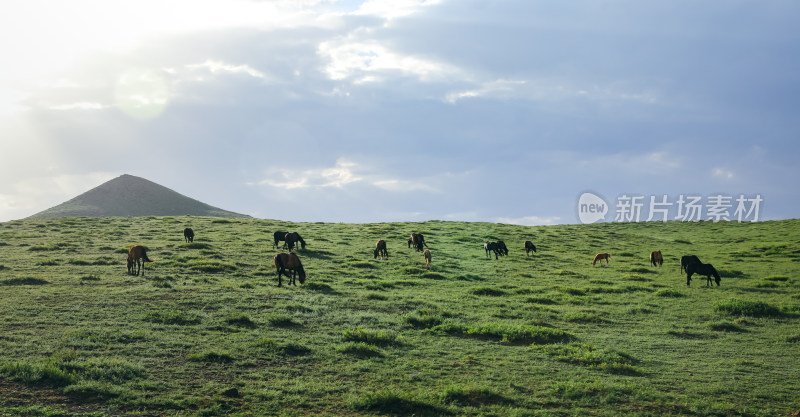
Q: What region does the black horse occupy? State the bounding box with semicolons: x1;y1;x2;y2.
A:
686;262;721;286
183;228;194;243
680;255;702;274
273;231;288;249
484;242;501;259
524;241;537;256
496;240;509;256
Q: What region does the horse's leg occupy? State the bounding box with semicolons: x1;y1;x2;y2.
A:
686;272;692;286
276;266;283;287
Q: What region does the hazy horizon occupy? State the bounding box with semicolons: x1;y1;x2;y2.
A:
2;1;798;224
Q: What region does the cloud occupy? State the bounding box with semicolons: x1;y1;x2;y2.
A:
249;158;439;193
445;79;526;103
580;150;682;176
354;0;443;20
494;215;562;226
713;168;734;179
48;102;109;111
318;38;461;82
186;60;268;80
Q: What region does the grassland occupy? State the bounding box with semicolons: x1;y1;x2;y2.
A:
0;216;798;416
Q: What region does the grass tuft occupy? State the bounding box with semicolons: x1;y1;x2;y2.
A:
143;310;201;325
715;299;782;317
342;327;400;346
1;277;50;286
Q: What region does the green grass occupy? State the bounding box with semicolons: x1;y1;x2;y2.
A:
0;216;799;416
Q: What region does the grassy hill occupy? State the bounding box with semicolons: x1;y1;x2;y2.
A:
28;174;249;218
0;217;798;416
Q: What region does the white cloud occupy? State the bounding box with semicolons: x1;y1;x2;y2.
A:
318;39;460;82
249;158;438;192
446;77;659;105
445;79;526;103
48;102;109;111
494;215;562;226
354;0;442;20
580;150;682;176
187;60;267;80
713;167;734;179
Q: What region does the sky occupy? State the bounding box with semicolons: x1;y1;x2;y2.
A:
1;0;798;225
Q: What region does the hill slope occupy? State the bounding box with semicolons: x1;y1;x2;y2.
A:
28;174;249;218
0;217;798;415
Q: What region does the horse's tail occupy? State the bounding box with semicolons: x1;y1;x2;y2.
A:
141;248;154;263
274;253;284;270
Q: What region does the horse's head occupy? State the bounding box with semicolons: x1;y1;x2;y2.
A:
297;266;306;284
374;248;379;259
709;264;721;285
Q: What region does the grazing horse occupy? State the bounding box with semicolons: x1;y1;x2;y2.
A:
484;242;501;259
274;252;306;286
496;240;509;256
183;228;194;243
423;249;432;268
284;232;307;251
524;241;537;256
409;233;428;252
273;231;288;249
680;255;702;274
686;262;720;286
592;253;611;266
650;250;663;267
127;245;155;276
374;239;388;260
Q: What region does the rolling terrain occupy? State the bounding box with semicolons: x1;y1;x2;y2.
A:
0;217;798;416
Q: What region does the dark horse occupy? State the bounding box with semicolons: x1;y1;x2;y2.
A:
686;262;721;286
680;255;701;274
285;232;307;251
374;239;388;260
127;245;155;276
650;250;663;267
496;240;509;256
273;231;288;249
524;240;537;256
408;233;428;252
184;228;194;243
484;242;501;259
274;252;306;286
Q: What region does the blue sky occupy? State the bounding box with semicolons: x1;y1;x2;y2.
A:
1;0;798;224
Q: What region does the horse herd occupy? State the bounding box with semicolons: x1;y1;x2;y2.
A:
125;228;721;288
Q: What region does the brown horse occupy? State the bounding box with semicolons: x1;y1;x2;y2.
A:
592;253;610;266
524;240;537;256
184;228;194;243
650;250;663;267
284;232;307;251
423;249;432;268
409;233;428;252
274;252;306;286
127;245;155;276
374;239;388;260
